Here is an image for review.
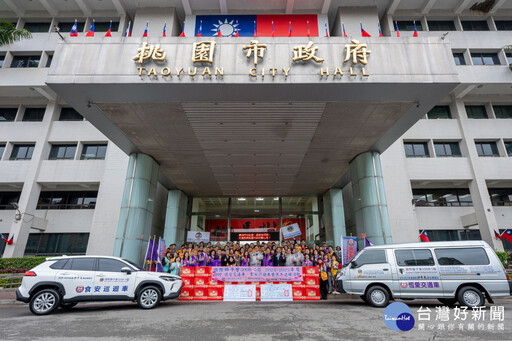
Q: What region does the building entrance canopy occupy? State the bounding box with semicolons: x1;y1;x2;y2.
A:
47;37;458;196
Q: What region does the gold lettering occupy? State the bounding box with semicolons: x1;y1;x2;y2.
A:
282;67;290;78
175;67;184;78
161;67;171;77
147;67;158;77
242;40;267;65
320;68;329;78
334;67;343;78
269;67;277;79
362;68;370;77
249;67;257;77
188;67;197;77
292;41;324;63
137;67;146;76
349;67;356;76
202;67;212;77
215;67;224;77
344;39;371;66
192;41;216;64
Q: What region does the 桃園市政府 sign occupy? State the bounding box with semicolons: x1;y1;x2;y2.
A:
132;39;371;79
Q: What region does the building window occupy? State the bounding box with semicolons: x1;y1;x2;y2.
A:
465;105;488;119
427;105;451;119
57;21;85;32
45;54;53;67
507;53;512;65
23;22;51;33
396;21;423;31
81;144;107;160
424;229;481;241
475;141;499;157
49;144;77;160
493;105;512;118
10;144;35;160
412;188;473;207
0;191;21;210
0;108;17;121
404;142;429;158
461;20;489;31
59;108;83;121
471;52;500;65
434;142;461;157
94;21;120;32
495;20;512;31
0;55;4;68
427;20;456;31
24;233;89;256
37;191;98;209
0;144;4;159
489;188;512;206
505;142;512;156
452;53;466;65
10;55;40;68
22;108;45;122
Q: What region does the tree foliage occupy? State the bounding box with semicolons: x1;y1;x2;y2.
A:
0;19;31;46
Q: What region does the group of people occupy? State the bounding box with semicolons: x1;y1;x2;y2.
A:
160;240;343;299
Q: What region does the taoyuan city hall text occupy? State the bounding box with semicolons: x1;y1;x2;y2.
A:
0;0;511;264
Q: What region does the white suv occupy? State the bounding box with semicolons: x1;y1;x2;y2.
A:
16;255;182;315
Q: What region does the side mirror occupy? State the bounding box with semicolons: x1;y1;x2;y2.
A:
121;266;132;275
350;261;357;269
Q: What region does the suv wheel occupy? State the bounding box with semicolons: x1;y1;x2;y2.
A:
30;289;61;315
137;286;161;309
457;286;484;307
366;285;390;307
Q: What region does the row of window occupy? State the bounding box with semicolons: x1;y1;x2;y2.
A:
426;105;512;120
395;19;512;32
0;143;107;161
0;53;53;69
412;188;512;207
405;140;512;158
24;233;89;256
453;51;512;66
0;191;99;210
0;107;83;122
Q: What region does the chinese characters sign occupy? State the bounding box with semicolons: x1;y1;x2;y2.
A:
212;266;303;282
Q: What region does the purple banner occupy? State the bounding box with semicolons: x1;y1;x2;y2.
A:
212;267;303;282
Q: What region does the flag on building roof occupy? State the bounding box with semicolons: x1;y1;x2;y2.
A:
502;229;512;243
395;21;400;37
324;22;329;37
307;20;310;37
86;20;95;37
419;230;430;242
125;21;131;37
197;20;202;37
378;22;383;37
495;230;502;240
288;21;292;37
143;21;148;37
70;19;78;37
105;20;112;37
7;235;13;245
360;23;371;37
179;21;185;37
342;23;347;37
364;236;373;247
163;22;167;37
413;20;418;37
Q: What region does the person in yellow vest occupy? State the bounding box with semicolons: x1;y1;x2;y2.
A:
330;254;341;295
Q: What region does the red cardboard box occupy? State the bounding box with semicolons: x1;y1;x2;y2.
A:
194;287;209;300
304;276;319;286
182;277;194;287
179;286;195;300
181;267;195;276
194;275;211;286
305;287;320;298
207;287;223;300
195;267;211;275
209;277;222;285
303;267;319;275
292;285;306;300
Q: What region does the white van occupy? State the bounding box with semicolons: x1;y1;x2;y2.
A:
336;241;511;307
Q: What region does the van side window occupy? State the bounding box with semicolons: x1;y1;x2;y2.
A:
353;250;386;267
395;249;435;266
435;248;489;265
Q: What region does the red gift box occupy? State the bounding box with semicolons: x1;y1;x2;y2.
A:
179;286;195;300
196;267;211;275
292;285;306;300
207;287;223;300
209;277;222;285
303;267;319;275
195;276;210;286
182;277;194;287
305;287;320;298
304;276;319;286
181;267;195;276
194;287;209;300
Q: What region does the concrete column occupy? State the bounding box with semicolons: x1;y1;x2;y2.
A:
113;153;159;264
350;152;392;246
329;189;346;248
163;189;188;246
2;102;60;258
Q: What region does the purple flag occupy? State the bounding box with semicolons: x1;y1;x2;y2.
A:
144;237;154;268
151;236;159;271
364;236;373;247
156;237;165;272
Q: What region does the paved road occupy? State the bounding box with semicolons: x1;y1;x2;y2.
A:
1;299;510;340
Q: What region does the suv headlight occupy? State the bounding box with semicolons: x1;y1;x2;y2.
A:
159;276;179;282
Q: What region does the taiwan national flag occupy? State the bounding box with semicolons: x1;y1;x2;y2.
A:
70;19;78;36
502;229;512;243
125;21;131;37
395;21;400;37
142;21;148;37
195;15;319;37
105;20;112;37
360;23;371;37
419;230;430;242
86;20;95;37
495;230;502;240
7;235;13;245
163;22;167;37
413;20;418;37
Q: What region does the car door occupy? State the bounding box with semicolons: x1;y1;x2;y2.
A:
394;248;443;298
347;249;391;295
55;258;95;302
93;258;137;299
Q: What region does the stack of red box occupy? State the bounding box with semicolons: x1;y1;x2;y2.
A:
303;267;320;300
179;267;195;300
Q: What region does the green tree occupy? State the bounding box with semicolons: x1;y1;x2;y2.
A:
0;19;31;46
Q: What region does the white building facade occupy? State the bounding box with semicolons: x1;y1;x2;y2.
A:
0;0;510;263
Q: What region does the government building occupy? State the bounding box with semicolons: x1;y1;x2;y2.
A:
0;0;511;264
